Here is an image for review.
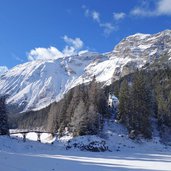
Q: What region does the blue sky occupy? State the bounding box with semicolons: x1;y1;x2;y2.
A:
0;0;171;71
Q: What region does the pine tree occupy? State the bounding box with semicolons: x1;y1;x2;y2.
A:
118;80;130;128
114;82;120;97
167;91;171;127
86;75;99;134
69;78;100;136
70;99;87;136
131;72;152;138
0;96;9;135
156;84;170;126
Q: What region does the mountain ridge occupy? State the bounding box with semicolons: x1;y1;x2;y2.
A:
0;30;171;114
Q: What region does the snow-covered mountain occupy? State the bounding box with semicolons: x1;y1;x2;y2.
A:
0;66;8;76
0;30;171;114
0;52;109;113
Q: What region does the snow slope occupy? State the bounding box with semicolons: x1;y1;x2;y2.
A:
0;30;171;114
0;66;8;76
0;53;134;113
0;53;109;113
1;125;171;171
1;142;171;171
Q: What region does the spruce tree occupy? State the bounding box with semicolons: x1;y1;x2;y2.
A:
0;96;9;135
114;82;120;97
156;85;170;126
118;80;130;128
131;72;152;138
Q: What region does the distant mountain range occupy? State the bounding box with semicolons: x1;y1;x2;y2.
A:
0;29;171;115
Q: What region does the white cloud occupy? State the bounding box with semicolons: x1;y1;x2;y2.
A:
100;23;116;35
157;0;171;15
113;12;126;20
85;9;90;16
84;7;100;23
62;35;84;56
62;46;76;57
63;35;83;49
28;36;85;61
131;8;154;16
92;11;100;22
82;5;89;16
131;0;171;17
0;66;8;76
82;6;115;35
28;47;64;61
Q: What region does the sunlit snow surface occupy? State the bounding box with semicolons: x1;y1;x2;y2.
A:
0;135;171;171
1;120;171;171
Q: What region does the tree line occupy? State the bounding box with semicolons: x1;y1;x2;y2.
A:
111;64;171;139
118;71;152;138
0;96;9;135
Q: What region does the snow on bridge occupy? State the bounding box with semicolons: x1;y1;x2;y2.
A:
9;129;56;143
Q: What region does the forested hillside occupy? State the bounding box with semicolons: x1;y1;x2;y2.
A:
11;77;109;137
109;60;171;141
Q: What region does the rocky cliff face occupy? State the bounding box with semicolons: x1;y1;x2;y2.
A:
110;30;171;79
0;30;171;116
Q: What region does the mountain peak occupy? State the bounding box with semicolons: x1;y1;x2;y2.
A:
1;30;171;114
128;33;151;39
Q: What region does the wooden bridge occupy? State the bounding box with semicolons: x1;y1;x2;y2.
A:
9;130;57;143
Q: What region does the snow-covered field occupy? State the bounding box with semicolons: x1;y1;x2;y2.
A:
1;128;171;171
1;103;170;171
0;120;170;171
